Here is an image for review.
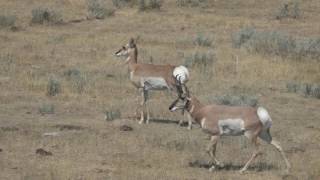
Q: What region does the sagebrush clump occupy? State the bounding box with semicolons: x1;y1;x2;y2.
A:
286;82;320;99
138;0;162;11
64;69;87;93
105;109;121;121
176;0;208;8
0;15;16;29
47;77;61;96
39;104;55;115
232;27;320;60
276;1;301;20
184;51;216;73
194;33;214;47
212;94;258;107
31;7;63;25
88;0;115;19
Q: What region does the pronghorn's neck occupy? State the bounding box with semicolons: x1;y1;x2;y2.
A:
187;97;204;124
127;47;138;71
128;47;138;64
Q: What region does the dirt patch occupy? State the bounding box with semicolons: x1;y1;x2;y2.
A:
36;148;52;156
119;125;133;131
53;124;85;131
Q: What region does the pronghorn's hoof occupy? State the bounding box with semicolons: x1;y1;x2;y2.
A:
208;166;216;172
239;169;246;174
187;126;192;130
138;120;144;124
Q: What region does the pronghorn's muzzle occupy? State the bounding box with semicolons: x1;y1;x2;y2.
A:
169;99;179;112
169;98;186;112
115;46;126;56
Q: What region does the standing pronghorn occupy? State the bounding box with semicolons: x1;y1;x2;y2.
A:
169;88;291;173
114;38;191;127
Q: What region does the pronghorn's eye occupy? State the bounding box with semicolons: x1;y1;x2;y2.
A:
185;99;190;108
122;46;125;50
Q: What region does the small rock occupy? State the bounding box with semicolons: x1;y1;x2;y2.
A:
0;148;3;152
119;125;133;131
43;132;60;137
36;148;52;156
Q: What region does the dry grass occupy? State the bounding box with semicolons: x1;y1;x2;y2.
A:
1;0;320;179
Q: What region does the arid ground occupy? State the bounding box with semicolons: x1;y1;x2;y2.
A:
0;0;319;179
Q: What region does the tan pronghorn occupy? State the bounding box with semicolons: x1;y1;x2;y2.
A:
169;89;290;173
115;38;191;127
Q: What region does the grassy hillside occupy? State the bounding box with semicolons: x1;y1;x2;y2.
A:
0;0;319;179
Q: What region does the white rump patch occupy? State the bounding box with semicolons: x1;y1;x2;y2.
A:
173;66;189;84
218;119;245;136
142;77;169;90
257;107;272;129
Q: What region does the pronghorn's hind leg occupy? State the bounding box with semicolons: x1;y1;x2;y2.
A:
240;132;262;173
206;136;224;171
259;129;291;174
178;110;184;126
270;140;291;174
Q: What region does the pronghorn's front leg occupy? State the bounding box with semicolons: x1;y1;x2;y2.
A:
178;110;192;129
178;110;184;127
138;88;145;124
144;89;150;124
207;136;223;171
138;88;150;124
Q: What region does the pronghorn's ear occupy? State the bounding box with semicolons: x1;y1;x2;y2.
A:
135;35;141;44
129;38;135;48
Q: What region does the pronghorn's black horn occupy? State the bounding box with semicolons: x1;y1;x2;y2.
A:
184;84;190;98
175;75;183;98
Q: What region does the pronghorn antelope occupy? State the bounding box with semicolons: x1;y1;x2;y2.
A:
114;38;191;127
169;89;291;173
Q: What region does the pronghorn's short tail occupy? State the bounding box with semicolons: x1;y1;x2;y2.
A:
257;107;272;129
173;65;189;84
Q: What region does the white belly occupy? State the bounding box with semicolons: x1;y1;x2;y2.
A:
142;77;169;90
218;118;245;136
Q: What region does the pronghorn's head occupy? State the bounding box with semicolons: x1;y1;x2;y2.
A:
169;96;191;112
169;84;191;112
114;38;137;62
